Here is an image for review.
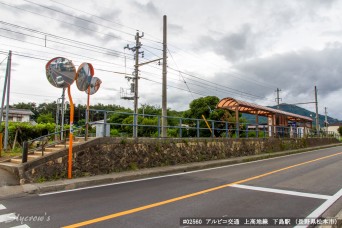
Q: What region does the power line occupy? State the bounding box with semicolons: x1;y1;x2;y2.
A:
140;77;207;97
0;27;133;59
0;1;133;44
1;0;277;91
139;53;272;101
0;21;133;57
0;49;269;105
167;65;272;101
22;0;135;37
2;47;276;103
0;35;132;69
0;43;134;71
0;56;7;65
48;0;137;32
23;0;164;46
166;44;277;90
167;48;195;100
46;0;163;45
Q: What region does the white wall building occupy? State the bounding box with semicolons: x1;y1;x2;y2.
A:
327;123;342;135
2;108;34;122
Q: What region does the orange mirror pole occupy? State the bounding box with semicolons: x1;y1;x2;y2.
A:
67;85;74;179
85;87;90;141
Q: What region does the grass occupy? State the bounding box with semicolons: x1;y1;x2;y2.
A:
0;147;23;161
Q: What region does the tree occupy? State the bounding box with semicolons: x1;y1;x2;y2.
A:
182;96;247;137
338;126;342;136
183;96;220;119
37;113;54;123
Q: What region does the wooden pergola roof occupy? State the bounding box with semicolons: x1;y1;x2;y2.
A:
217;97;312;122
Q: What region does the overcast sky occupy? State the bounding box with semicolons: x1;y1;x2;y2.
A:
0;0;342;119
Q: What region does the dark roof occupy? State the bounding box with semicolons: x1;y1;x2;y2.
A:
2;108;34;115
217;97;312;122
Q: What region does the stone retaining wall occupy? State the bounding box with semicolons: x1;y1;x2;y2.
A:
18;137;339;183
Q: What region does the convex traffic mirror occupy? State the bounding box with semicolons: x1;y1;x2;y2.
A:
76;63;94;91
86;77;102;95
46;57;76;88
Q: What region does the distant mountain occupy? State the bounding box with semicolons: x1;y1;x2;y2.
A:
242;103;341;126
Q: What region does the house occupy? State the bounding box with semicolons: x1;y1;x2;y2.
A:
1;108;34;122
327;122;342;135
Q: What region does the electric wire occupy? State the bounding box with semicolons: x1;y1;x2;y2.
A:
0;1;132;44
47;0;163;44
0;27;133;59
0;56;7;65
0;35;133;69
0;0;277;90
0;0;277;102
0;21;133;57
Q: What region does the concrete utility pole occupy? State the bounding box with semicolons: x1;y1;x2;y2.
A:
125;32;144;138
314;86;319;135
324;107;328;130
4;51;12;150
275;88;282;109
161;15;168;137
0;52;9;130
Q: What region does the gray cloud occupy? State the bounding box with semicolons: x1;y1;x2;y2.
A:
133;1;160;18
71;16;99;35
199;24;257;62
101;32;121;44
227;45;342;100
0;29;28;42
169;23;183;34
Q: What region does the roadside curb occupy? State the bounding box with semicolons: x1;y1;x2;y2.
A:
22;142;342;195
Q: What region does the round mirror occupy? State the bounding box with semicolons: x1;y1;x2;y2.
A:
86;77;102;95
46;57;76;88
76;63;94;91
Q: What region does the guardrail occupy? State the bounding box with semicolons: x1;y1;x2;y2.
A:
22;127;83;163
86;109;339;139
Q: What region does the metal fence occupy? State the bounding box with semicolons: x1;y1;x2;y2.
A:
86;109;339;139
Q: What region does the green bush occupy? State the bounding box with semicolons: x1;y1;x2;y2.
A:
110;128;120;137
2;122;59;148
167;128;178;137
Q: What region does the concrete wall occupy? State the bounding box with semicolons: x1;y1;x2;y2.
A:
18;137;339;183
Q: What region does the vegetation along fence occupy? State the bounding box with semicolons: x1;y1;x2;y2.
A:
87;109;338;139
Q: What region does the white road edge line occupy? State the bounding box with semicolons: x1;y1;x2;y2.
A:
231;184;332;200
39;146;342;196
0;204;6;210
10;225;30;228
0;213;16;223
294;187;342;228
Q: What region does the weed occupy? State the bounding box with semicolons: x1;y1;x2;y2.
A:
129;162;138;170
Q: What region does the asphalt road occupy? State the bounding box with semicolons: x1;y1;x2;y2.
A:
0;146;341;228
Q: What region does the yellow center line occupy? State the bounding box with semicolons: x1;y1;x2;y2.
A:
63;151;342;228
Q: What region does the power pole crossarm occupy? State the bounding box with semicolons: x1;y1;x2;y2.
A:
137;58;162;67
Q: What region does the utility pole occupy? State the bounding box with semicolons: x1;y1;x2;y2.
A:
4;51;12;151
161;15;168;137
314;86;319;135
125;32;144;138
275;88;282;109
0;51;9;153
0;53;9;130
324;107;328;131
